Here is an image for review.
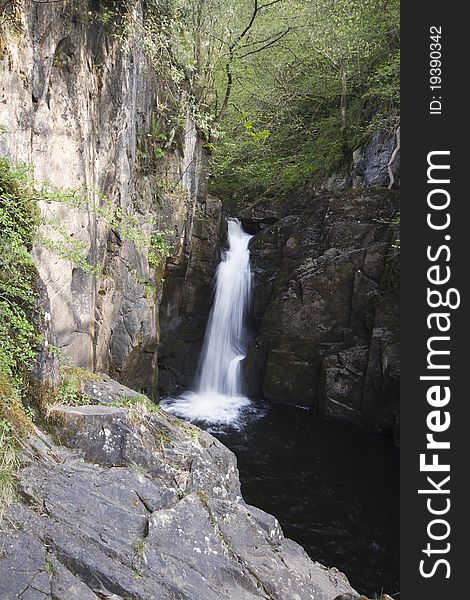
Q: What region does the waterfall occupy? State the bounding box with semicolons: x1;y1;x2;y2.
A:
198;219;252;396
162;219;254;428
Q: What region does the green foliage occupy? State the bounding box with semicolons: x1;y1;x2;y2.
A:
206;0;400;199
0;219;35;515
149;229;174;268
364;50;400;134
134;0;398;200
44;558;55;578
0;159;41;385
137;113;172;174
212;109;347;200
132;537;148;557
53;366;94;408
0;416;21;518
366;51;400;107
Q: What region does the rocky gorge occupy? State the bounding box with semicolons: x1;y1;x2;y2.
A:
160;161;400;440
0;1;399;598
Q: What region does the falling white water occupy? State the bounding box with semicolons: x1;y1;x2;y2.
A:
162;219;255;428
198;219;253;396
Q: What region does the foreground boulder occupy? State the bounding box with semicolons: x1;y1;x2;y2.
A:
0;378;359;599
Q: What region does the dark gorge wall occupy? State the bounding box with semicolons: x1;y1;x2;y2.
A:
240;156;400;438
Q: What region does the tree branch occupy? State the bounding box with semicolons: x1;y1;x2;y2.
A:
216;0;290;121
217;0;261;121
235;0;260;49
387;125;400;189
259;0;286;9
239;27;290;50
238;27;290;59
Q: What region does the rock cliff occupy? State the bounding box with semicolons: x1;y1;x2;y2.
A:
0;0;221;395
240;186;399;438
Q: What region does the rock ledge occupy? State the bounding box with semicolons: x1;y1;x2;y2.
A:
0;377;359;600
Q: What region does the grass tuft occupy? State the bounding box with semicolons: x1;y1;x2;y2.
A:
0;417;22;520
132;537;148;557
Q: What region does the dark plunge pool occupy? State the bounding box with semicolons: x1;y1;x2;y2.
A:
206;401;400;598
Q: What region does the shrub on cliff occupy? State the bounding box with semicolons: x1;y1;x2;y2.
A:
0;159;41;382
0;158;40;515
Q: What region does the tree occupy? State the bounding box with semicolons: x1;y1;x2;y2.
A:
205;0;399;197
140;0;399;196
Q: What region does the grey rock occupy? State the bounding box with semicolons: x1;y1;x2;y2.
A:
0;377;358;599
81;373;145;405
352;130;400;188
48;398;241;502
50;405;132;467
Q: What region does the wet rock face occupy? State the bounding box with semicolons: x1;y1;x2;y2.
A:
0;378;358;600
242;189;399;437
0;1;217;395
